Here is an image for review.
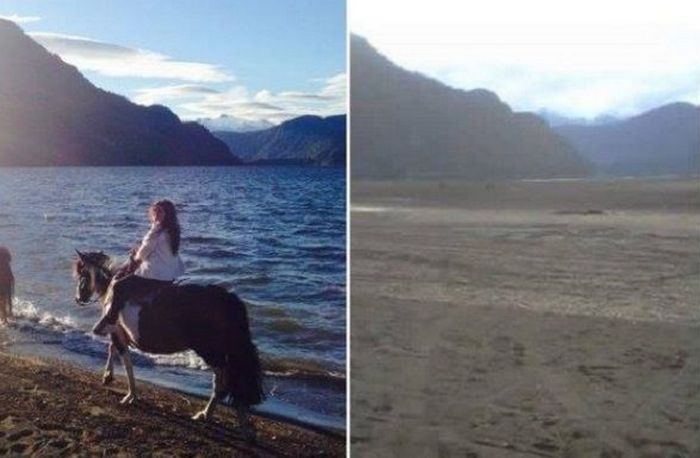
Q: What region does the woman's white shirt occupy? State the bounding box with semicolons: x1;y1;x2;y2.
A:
134;224;185;281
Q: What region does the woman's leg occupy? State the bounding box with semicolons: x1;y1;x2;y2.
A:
93;276;169;335
93;275;140;335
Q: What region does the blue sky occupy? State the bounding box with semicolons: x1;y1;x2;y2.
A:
351;0;700;119
1;0;346;125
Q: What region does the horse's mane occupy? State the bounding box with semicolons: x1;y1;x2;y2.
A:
72;252;115;278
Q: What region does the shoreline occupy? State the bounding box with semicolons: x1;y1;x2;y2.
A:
1;166;347;437
0;346;345;456
0;321;345;434
352;177;699;213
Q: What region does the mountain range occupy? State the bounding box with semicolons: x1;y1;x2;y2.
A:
3;20;693;175
0;19;239;166
213;115;346;166
197;115;274;133
555;103;700;176
350;35;592;180
538;110;621;128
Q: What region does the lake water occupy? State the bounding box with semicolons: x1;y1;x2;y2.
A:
0;166;346;430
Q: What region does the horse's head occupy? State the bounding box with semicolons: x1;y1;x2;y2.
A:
73;250;112;305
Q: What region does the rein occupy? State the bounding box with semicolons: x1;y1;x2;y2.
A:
76;296;101;305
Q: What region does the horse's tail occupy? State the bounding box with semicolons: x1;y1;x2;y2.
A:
223;291;265;407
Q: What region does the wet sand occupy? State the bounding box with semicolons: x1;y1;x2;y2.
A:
351;178;700;457
0;348;344;456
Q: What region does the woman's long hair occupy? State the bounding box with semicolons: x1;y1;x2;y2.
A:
152;200;181;254
0;246;14;310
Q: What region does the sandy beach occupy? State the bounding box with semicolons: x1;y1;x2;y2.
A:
0;344;344;456
351;178;700;457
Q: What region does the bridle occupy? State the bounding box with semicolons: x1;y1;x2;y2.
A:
75;252;113;305
75;294;100;305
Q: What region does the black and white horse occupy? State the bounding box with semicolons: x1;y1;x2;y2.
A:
73;250;264;438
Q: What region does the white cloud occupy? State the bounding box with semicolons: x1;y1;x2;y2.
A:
21;26;345;123
138;73;347;124
0;14;41;23
132;84;221;106
253;73;347;118
318;73;347;100
350;0;700;118
29;32;233;82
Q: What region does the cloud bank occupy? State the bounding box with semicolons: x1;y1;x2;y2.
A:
30;32;233;82
25;30;344;125
0;14;41;23
132;84;222;106
350;0;700;118
135;73;347;124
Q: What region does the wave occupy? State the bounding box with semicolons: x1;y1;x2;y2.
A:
184;235;231;245
192;248;250;260
258;236;286;248
9;297;344;388
263;357;346;387
300;244;344;254
234;274;274;286
266;318;305;333
150;351;345;386
13;298;78;331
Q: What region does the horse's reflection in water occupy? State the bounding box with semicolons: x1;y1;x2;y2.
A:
73;251;264;440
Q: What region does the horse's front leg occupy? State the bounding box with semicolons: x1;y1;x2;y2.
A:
109;328;136;404
0;298;8;325
119;349;137;405
192;368;224;421
102;342;116;385
235;405;256;441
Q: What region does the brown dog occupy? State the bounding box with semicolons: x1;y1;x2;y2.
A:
0;246;14;324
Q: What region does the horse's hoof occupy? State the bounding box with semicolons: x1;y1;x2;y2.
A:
192;411;209;421
239;425;257;443
102;373;114;386
120;393;135;405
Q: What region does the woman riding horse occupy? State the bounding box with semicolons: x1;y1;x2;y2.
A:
93;199;185;336
74;249;264;438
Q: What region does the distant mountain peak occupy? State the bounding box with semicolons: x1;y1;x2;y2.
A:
213;114;346;166
635;101;698;119
555;102;699;176
282;114;324;125
537;109;622;127
196;114;274;133
279;114;344;130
